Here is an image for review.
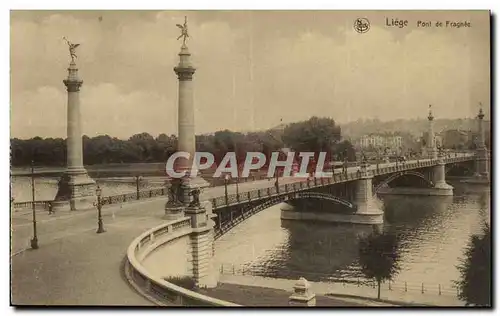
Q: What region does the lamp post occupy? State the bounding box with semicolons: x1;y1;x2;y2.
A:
224;174;229;206
30;160;38;249
135;175;142;200
95;185;105;234
235;168;240;197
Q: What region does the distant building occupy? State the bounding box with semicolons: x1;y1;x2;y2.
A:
357;134;403;150
441;129;469;149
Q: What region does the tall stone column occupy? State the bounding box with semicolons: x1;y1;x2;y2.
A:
165;27;209;218
474;107;489;180
53;60;96;211
426;105;437;159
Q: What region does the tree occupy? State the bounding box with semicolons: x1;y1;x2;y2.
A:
333;140;356;161
282;116;341;161
358;230;401;299
456;224;491;306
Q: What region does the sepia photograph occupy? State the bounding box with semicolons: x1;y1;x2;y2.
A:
9;9;491;307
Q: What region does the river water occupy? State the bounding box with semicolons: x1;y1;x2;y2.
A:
214;181;490;291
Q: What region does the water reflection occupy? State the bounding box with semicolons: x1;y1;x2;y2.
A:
215;182;490;288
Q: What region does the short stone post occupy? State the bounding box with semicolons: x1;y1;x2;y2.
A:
289;277;316;306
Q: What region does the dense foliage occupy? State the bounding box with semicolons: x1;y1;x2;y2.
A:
456;224;491;306
358;230;401;299
10;116;356;167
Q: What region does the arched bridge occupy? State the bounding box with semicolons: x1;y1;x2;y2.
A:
208;153;477;238
213;191;355;239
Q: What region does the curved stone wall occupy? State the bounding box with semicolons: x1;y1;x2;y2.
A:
125;217;239;306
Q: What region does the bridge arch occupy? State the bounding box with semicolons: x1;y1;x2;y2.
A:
445;163;474;176
214;192;354;239
373;171;433;195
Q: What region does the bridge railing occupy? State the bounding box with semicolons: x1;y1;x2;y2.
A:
11;200;53;211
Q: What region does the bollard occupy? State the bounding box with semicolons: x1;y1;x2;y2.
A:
438;284;441;295
389;281;392;291
405;282;407;292
342;277;345;287
421;283;424;294
357;277;360;287
233;264;235;275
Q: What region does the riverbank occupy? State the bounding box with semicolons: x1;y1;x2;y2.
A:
218;271;464;306
197;283;394;306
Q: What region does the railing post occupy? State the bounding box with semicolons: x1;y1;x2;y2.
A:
405;282;407;292
421;282;424;294
258;190;261;198
247;191;251;201
438;284;441;295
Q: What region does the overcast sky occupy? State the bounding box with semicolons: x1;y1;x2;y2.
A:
10;10;490;139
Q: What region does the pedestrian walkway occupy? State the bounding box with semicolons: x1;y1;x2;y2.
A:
218;274;464;306
10;200;171;305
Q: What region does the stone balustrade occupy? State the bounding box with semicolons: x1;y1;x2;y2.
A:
125;217;239;306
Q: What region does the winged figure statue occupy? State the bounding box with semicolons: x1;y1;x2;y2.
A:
63;37;80;62
176;16;189;45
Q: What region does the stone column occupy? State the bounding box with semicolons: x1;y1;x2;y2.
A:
352;162;383;224
53;61;96;211
165;42;209;218
475;107;489;180
289;277;316;306
426;105;437;159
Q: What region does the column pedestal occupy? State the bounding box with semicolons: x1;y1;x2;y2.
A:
186;200;217;288
53;171;96;211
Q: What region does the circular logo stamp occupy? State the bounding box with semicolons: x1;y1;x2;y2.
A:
354;18;370;34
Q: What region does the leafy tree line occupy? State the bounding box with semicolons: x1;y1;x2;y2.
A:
10;116;356;167
456;223;491;306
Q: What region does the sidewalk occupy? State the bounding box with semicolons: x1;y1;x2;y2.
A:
11;202;166;305
218;274;464;306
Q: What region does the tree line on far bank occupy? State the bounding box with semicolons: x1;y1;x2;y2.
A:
10;117;357;167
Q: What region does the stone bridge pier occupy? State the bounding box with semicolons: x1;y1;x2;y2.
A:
349;164;384;224
281;162;384;225
431;160;454;195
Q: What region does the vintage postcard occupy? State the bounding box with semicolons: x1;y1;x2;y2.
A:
10;10;491;307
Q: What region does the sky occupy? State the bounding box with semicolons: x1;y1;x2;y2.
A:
10;10;491;139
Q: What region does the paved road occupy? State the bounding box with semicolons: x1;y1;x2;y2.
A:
11;203;163;305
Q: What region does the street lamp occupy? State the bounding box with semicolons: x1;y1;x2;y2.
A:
135;175;142;200
224;174;229;205
95;185;105;234
30;160;38;249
